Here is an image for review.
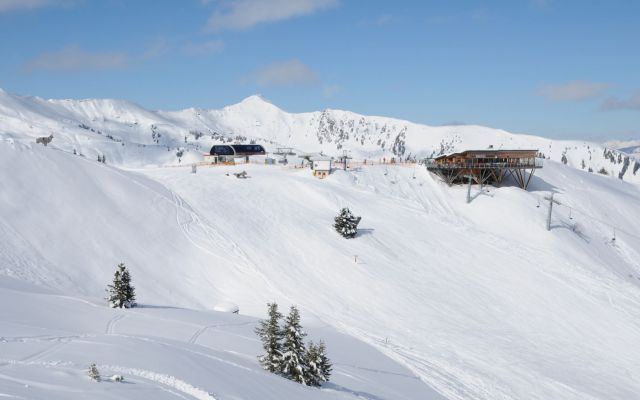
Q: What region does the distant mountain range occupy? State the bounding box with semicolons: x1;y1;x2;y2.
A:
1;88;638;181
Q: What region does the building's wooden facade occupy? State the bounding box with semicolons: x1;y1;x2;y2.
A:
425;149;542;189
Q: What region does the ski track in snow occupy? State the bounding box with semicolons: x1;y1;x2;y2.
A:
19;340;68;364
0;359;216;400
111;334;254;372
169;189;294;306
188;321;256;345
100;365;217;400
105;314;126;335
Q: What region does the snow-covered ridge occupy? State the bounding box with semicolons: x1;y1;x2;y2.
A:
1;89;638;181
605;139;640;159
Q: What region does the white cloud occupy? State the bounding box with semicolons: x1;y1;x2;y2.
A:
184;39;225;56
24;46;130;72
254;59;318;87
538;81;610;101
0;0;67;13
601;91;640;111
206;0;338;32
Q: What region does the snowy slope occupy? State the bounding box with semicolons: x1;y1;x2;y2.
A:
2;134;640;399
140;160;640;400
1;88;639;182
0;276;437;400
2;88;640;400
606;138;640;159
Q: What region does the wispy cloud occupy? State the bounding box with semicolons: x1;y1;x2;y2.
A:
184;39;225;56
24;46;129;72
323;84;341;97
206;0;338;32
538;81;610;101
601;91;640;111
254;59;319;87
0;0;68;13
24;42;167;72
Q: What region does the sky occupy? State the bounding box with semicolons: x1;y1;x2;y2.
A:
0;0;639;141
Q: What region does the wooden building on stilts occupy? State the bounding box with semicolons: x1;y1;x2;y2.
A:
425;149;543;190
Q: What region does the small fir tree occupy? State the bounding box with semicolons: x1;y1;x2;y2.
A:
107;263;136;308
334;207;361;239
281;306;307;384
255;302;285;373
316;340;332;384
88;363;101;382
304;341;321;387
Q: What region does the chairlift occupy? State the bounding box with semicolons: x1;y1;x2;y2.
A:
569;207;573;220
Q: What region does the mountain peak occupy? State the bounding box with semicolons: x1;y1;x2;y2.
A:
232;94;280;111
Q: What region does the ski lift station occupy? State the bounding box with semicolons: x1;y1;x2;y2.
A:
310;156;332;179
425;149;543;190
204;144;266;164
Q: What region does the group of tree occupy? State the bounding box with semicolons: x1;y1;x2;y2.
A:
334;207;361;239
255;303;332;387
97;154;106;163
106;263;136;308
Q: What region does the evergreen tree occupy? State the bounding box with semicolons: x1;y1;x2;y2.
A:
334;207;361;239
107;263;136;308
281;306;307;384
316;340;332;384
88;363;101;382
255;302;284;373
304;341;321;387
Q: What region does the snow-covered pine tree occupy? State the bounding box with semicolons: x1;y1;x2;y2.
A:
281;305;307;384
255;302;284;374
333;207;361;239
88;363;101;382
106;263;136;308
317;340;332;384
304;341;321;387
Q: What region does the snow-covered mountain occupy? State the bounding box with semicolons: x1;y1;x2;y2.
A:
1;89;640;400
605;138;640;158
1;89;638;182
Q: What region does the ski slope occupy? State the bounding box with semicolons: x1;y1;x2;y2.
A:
1;89;640;399
140;159;640;400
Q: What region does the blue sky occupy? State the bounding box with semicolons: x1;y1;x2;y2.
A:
1;0;639;140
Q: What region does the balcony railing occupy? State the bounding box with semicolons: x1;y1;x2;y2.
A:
424;158;544;169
